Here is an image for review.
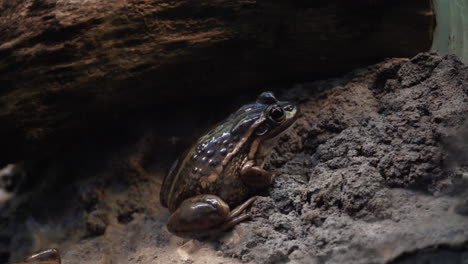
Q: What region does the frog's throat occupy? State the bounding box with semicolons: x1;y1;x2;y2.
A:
249;116;297;166
249;132;276;164
222;116;266;168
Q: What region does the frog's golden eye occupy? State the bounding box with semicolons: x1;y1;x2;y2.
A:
269;106;285;122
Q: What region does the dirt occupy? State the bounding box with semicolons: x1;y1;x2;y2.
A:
1;53;467;264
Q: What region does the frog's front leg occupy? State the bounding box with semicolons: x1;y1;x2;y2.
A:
240;160;274;189
166;195;257;238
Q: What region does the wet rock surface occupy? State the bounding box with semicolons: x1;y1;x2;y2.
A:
1;53;468;264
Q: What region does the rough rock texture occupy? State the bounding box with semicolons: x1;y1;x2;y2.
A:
219;53;468;264
2;53;468;264
0;0;434;165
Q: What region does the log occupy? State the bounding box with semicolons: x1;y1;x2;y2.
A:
0;0;433;164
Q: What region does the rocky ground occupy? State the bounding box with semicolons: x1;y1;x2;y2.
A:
221;53;468;264
1;53;467;264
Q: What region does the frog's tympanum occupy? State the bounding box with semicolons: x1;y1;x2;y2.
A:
160;92;298;238
11;248;61;264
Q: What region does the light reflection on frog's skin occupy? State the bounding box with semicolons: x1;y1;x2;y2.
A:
10;248;61;264
160;92;299;238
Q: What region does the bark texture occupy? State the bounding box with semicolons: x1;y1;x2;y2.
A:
0;0;433;164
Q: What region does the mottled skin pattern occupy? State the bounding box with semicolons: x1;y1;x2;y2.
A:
160;92;298;238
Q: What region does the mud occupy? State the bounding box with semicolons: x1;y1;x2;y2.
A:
1;53;467;264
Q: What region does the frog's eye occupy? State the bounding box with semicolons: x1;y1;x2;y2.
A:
269;106;285;122
257;91;277;104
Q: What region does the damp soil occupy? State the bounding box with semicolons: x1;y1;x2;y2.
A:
1;53;467;264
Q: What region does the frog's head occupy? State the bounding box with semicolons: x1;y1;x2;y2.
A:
227;91;299;161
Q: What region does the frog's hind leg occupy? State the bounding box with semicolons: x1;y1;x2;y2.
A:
166;195;257;238
20;248;61;264
228;196;257;219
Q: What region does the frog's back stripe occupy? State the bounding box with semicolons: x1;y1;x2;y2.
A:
221;117;265;168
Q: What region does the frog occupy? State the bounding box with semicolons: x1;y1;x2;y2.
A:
160;92;299;238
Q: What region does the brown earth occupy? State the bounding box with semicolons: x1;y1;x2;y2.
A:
1;53;467;264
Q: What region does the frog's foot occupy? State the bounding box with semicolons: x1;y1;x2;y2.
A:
18;248;61;264
166;195;257;238
241;161;274;189
209;196;257;234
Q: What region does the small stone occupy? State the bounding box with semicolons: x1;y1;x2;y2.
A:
86;210;108;237
177;240;200;260
455;198;468;216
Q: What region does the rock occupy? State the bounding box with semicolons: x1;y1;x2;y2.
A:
85;210;109;237
0;164;26;206
0;0;433;165
221;53;468;263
